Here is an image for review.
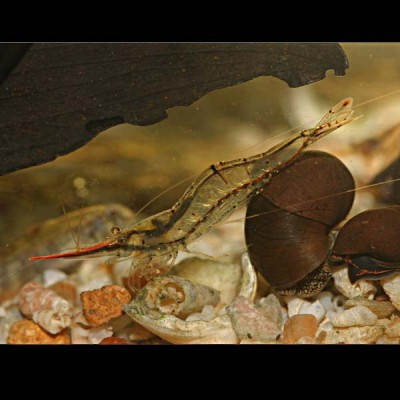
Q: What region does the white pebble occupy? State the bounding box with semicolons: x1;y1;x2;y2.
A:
257;294;283;328
284;296;326;323
43;269;68;287
70;312;113;344
315;291;334;311
285;296;304;317
299;300;326;323
382;274;400;311
332;266;376;299
186;305;216;322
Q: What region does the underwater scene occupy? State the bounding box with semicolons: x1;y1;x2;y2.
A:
1;43;400;344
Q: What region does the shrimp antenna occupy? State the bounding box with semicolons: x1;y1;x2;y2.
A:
58;194;78;248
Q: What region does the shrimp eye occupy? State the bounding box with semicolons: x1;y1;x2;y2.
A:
117;235;126;244
111;226;121;235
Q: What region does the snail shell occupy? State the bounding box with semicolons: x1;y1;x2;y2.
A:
245;150;355;296
332;205;400;283
331;305;378;328
123;256;257;344
344;296;395;319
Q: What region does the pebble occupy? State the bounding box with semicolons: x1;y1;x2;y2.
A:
80;285;132;326
7;320;70;344
99;337;129;344
283;314;318;344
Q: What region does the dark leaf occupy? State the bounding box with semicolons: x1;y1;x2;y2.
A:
0;43;348;176
0;44;31;86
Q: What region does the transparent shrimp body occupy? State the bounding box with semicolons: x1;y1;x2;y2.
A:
30;98;359;286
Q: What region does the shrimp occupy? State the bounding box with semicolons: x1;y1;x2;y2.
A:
29;98;360;286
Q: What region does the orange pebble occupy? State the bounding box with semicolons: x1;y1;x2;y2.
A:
80;285;131;327
283;314;318;344
7;320;71;344
99;337;129;345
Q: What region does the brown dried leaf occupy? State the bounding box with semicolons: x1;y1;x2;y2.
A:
0;43;348;175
